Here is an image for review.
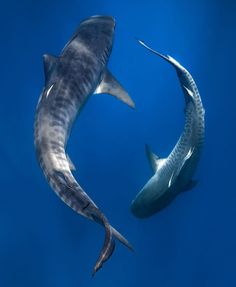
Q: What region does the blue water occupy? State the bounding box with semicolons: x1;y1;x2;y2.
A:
0;0;235;286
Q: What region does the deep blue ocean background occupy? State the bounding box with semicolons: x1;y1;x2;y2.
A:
0;0;235;286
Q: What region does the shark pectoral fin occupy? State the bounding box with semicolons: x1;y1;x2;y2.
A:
170;147;195;187
145;144;165;173
94;69;135;108
182;180;198;192
43;54;58;84
66;154;76;171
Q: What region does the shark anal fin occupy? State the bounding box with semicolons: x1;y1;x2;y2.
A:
182;179;198;192
145;144;165;173
94;69;135;108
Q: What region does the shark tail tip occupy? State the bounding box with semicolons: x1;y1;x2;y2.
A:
136;39;183;69
92;226;133;275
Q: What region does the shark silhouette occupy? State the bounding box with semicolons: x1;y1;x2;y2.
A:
131;41;205;218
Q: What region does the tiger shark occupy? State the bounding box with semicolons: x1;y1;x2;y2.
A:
34;15;134;275
131;40;205;218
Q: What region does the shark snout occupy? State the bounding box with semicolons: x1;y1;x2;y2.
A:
81;15;115;28
130;198;150;219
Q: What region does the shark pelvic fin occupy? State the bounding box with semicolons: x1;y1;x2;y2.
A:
145;144;165;173
94;69;135;108
66;154;76;171
43;54;58;84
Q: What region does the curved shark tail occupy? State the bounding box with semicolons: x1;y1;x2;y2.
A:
92;215;115;276
91;210;133;276
137;39;183;70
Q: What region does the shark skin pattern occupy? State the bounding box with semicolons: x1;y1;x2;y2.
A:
131;40;205;218
34;16;134;275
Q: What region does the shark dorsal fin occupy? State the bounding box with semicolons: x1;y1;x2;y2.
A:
94;69;135;108
145;144;165;173
43;54;58;84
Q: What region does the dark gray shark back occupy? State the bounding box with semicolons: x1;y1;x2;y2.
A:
62;16;115;60
35;16;116;195
34;16;133;275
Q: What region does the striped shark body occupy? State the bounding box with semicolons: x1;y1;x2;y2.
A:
131;41;205;218
34;16;134;275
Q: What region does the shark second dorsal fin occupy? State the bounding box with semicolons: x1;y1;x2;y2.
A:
94;69;135;108
145;144;165;173
43;54;58;84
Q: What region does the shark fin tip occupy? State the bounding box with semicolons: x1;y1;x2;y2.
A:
94;69;135;108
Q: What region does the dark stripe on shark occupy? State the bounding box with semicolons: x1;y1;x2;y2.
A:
131;41;204;218
34;15;133;275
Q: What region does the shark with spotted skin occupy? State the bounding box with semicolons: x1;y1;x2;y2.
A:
131;40;205;218
34;16;134;275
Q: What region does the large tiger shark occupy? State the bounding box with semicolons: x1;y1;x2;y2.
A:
34;15;134;275
131;40;205;218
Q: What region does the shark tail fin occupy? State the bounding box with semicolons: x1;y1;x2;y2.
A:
111;226;133;251
137;39;182;70
92;212;133;276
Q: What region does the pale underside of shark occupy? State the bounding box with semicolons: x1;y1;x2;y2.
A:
34;16;134;275
131;40;205;218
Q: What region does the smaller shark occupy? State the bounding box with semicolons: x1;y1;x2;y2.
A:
131;40;205;218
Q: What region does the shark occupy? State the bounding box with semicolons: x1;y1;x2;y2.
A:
34;15;134;275
131;40;205;218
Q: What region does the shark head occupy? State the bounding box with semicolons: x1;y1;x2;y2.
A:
130;144;185;218
131;145;171;218
131;167;174;218
130;142;198;218
62;15;115;60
